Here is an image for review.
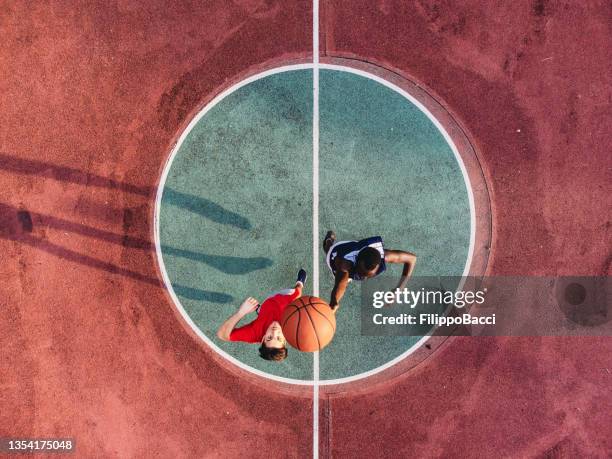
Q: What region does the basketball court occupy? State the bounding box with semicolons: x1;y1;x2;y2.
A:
1;1;610;457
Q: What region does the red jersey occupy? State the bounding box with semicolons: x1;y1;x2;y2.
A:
229;289;300;343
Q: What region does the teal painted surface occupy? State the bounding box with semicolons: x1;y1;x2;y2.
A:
318;70;470;379
160;71;314;379
159;69;470;381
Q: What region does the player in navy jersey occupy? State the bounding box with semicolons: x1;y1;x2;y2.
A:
323;231;416;311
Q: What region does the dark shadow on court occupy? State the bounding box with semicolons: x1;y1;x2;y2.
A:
173;285;232;303
162;246;272;274
0;153;265;300
0;203;271;275
0;152;152;196
0;229;232;303
0;153;252;230
163;187;252;230
0;204;235;303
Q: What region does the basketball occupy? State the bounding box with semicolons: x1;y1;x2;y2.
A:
281;296;336;352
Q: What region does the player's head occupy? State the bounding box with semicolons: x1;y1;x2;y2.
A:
259;321;288;362
356;247;381;278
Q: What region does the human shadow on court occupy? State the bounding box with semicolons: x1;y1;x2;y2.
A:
0;153;253;230
0;154;267;300
162;246;272;274
0;203;271;276
163;187;252;230
0;207;233;303
0;152;152;196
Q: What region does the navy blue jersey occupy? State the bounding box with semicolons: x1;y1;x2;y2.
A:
326;236;386;281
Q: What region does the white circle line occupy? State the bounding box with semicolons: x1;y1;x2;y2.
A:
316;63;476;386
154;63;476;386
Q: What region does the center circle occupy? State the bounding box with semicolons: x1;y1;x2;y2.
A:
155;64;474;385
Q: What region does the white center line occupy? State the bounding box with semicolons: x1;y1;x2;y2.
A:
312;1;320;458
312;3;320;297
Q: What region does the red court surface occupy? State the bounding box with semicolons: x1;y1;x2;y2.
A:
1;1;610;458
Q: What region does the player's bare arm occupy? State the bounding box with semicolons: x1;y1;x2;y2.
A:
330;267;350;311
384;249;417;289
216;297;259;341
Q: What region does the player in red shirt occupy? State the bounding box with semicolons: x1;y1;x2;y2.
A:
216;269;307;361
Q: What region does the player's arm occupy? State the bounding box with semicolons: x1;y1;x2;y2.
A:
384;249;417;289
216;297;259;341
329;268;350;312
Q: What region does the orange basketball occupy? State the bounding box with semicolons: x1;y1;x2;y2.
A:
281;296;336;352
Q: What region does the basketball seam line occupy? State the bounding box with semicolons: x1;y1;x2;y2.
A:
282;305;302;327
304;306;322;351
295;307;302;350
309;303;336;333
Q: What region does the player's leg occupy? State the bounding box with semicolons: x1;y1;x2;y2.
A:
295;268;306;295
266;269;307;298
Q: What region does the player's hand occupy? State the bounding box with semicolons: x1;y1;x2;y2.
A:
238;297;259;315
